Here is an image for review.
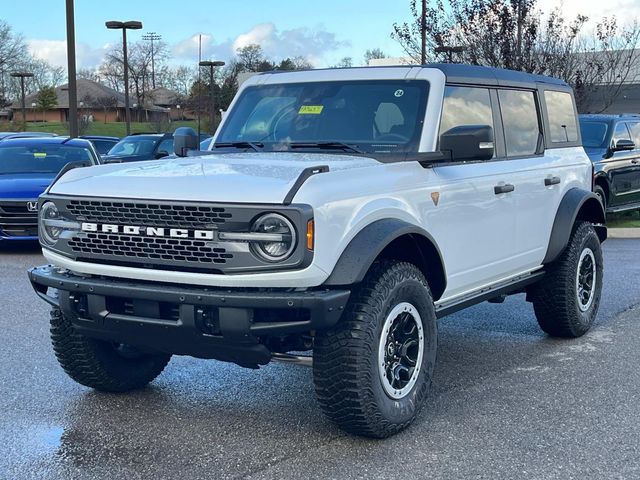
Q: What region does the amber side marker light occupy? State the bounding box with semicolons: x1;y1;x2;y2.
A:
307;220;314;250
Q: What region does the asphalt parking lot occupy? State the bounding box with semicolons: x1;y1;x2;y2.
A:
1;239;639;480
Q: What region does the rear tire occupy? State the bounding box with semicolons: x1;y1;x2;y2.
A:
530;222;603;337
50;309;171;392
313;260;437;438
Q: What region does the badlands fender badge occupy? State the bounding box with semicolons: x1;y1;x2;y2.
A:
431;192;440;206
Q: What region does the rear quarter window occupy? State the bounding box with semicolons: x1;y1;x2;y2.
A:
544;91;578;143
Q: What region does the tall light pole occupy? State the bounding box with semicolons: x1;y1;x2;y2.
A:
142;32;161;89
106;20;143;136
66;0;78;137
421;0;427;64
10;72;33;125
199;60;225;134
435;45;466;63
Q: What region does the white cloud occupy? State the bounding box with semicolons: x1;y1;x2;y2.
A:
172;33;214;59
27;39;108;69
537;0;640;24
232;23;276;51
233;23;348;65
173;23;347;66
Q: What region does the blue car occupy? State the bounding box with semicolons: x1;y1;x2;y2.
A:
0;137;100;241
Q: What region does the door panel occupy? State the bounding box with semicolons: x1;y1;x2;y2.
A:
623;121;640;204
609;122;639;206
432;162;519;297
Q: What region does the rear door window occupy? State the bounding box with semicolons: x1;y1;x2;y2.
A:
498;90;540;157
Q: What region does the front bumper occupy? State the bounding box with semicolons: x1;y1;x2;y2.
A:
0;234;39;241
29;265;350;368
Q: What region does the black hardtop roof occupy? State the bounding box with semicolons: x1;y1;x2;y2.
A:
261;63;570;90
429;63;570;89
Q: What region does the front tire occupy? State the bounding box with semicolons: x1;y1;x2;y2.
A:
50;309;171;392
313;260;437;438
530;221;603;337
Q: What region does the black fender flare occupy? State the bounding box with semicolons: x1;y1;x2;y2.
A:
543;188;607;264
323;219;447;299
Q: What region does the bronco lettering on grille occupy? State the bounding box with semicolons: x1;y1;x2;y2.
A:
81;222;215;240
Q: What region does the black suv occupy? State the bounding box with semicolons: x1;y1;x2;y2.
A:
580;114;640;212
102;133;174;163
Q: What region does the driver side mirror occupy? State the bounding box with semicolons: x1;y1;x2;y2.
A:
440;125;494;162
155;150;170;159
612;139;635;152
173;127;199;157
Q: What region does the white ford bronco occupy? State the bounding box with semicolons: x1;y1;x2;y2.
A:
29;64;606;438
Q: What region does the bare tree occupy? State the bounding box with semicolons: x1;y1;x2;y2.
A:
332;57;354;68
363;48;387;65
77;68;102;83
392;0;640;112
164;65;197;97
236;44;268;72
571;19;640;112
94;95;118;123
0;20;28;99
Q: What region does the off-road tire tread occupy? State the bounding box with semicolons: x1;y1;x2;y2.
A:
313;260;435;438
531;221;602;338
50;309;170;392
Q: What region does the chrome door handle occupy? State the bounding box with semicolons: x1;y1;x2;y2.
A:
544;176;561;186
494;184;515;194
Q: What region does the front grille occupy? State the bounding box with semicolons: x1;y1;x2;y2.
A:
0;202;38;237
68;233;234;265
50;196;310;274
66;199;233;229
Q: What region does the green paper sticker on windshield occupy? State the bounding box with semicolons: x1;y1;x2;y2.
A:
298;105;324;115
33;152;47;158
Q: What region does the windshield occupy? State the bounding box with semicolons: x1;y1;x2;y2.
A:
215;80;429;154
0;144;94;175
108;136;159;156
580;121;609;148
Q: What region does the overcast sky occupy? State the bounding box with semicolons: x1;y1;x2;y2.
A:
3;0;639;70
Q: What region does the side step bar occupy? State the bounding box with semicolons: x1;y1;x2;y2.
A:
435;270;545;319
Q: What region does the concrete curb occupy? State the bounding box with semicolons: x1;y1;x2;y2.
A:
608;228;640;239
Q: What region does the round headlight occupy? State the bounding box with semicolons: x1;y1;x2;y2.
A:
250;213;296;262
39;202;62;245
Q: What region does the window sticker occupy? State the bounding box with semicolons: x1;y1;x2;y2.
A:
298;105;324;115
33;152;47;158
394;89;404;98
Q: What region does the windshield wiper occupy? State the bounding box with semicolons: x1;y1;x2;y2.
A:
213;141;263;152
289;142;363;154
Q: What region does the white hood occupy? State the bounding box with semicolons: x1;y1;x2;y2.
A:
49;152;380;204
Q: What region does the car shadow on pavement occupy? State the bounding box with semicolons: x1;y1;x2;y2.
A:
45;298;608;478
